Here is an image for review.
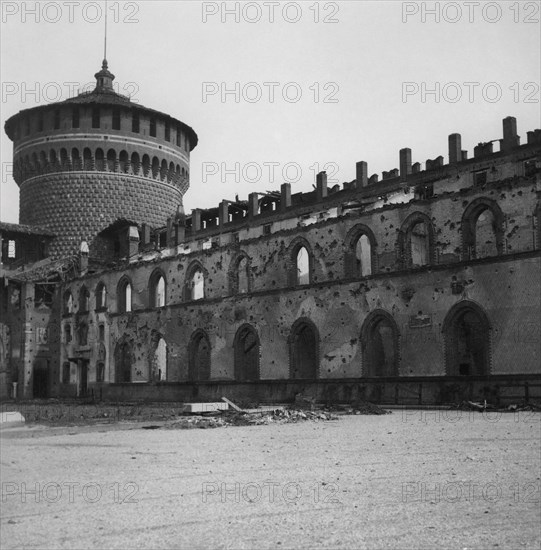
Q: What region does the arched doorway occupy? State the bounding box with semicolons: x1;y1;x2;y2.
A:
443;302;490;376
289;319;319;379
361;310;399;377
188;330;211;381
234;325;260;381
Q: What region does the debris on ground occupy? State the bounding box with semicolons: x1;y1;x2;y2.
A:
452;401;541;412
350;401;392;415
325;401;392;415
4;399;391;428
221;396;245;412
294;393;316;411
162;408;339;430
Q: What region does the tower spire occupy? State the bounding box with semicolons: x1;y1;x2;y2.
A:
103;0;108;63
94;0;115;93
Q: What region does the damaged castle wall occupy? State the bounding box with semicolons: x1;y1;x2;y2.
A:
51;133;541;401
0;280;61;399
3;107;540;403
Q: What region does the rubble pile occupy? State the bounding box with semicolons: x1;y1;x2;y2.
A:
348;401;392;415
161;408;339;430
325;401;392;415
226;408;338;426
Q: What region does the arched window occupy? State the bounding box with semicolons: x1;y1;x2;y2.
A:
192;270;204;300
289;318;319;379
142;154;150;177
345;225;377;278
151;336;167;381
410;221;428;266
63;291;73;315
79;286;90;313
234;324;260;381
288;238;313;286
355;235;372;276
461;198;504;260
131;152;140;175
442;301;490;376
188;330;211;381
360;310;400;377
237;257;249;293
119;150;129;173
296;247;310;285
151;156;160;179
229;253;251;295
117;278;132;313
398;212;434;269
185;262;205;301
149;271;166;307
160;159;168;181
95;282;107;310
474;209;498;258
106;149;116;172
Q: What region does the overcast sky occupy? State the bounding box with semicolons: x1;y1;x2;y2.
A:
1;0;539;223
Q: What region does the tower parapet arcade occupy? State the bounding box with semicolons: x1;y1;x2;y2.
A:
4;60;198;259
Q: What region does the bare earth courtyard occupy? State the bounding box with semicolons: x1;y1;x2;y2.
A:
1;412;540;550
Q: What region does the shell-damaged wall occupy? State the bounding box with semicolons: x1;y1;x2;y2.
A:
58;162;541;393
94;258;540;382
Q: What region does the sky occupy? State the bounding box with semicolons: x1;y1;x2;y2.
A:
1;0;540;223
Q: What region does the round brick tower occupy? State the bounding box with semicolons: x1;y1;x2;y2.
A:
4;60;198;259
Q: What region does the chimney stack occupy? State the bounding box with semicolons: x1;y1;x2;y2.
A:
281;183;291;211
248;193;259;218
501;116;519;152
219;200;229;226
316;171;328;200
356;161;368;187
399;148;412;179
448;133;462;164
192;209;202;232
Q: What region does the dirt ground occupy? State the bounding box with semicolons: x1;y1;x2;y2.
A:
1;410;540;550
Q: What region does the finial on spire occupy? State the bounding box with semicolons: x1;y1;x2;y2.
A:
91;1;116;93
94;58;115;93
